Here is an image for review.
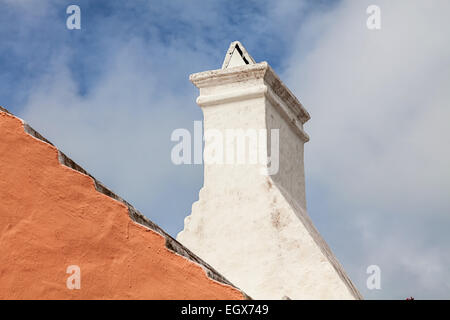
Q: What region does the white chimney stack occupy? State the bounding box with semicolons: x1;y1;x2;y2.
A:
177;41;361;299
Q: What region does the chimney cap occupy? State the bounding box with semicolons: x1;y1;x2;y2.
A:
190;61;311;126
222;41;256;69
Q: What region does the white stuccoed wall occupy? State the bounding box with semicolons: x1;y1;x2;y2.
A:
177;43;362;300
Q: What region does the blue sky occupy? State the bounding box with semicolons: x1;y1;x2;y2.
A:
1;0;450;299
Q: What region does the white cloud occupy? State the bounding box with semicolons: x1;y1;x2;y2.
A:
286;1;450;213
7;0;450;298
283;0;450;298
19;38;207;234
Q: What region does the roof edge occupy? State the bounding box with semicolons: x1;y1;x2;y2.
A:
0;108;251;300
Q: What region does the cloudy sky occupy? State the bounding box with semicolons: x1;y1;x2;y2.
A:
1;0;449;299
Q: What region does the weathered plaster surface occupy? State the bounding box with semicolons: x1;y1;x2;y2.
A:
0;108;246;300
178;57;362;300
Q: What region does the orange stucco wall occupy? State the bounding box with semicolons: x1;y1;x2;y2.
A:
0;110;244;300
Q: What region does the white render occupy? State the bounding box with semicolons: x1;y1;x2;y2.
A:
177;42;362;300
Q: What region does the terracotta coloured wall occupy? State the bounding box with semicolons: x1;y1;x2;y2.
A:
0;110;245;300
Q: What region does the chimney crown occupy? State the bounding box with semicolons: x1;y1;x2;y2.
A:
190;43;310;142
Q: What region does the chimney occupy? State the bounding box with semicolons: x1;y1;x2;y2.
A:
177;41;361;299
